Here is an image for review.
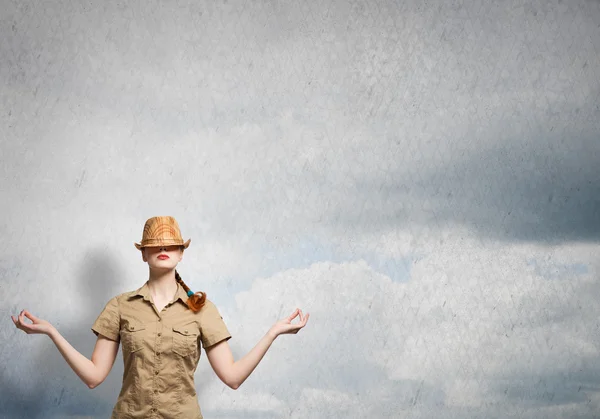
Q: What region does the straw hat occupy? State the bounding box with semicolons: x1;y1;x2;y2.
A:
134;216;191;250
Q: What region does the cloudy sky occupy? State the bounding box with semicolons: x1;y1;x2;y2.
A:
2;0;600;417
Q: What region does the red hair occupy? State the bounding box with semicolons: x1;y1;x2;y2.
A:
175;269;207;312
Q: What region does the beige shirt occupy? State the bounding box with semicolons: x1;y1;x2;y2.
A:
91;280;231;419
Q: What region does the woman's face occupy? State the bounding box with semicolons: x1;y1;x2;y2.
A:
142;245;184;270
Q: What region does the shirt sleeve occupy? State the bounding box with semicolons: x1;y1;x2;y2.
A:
199;300;232;349
91;296;121;342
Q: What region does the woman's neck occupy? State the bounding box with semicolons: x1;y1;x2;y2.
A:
147;269;178;300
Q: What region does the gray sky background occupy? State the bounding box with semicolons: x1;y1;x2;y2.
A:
2;0;600;418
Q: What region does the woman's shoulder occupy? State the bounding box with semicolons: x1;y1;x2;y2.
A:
99;288;141;306
200;298;225;311
196;298;228;319
202;297;217;307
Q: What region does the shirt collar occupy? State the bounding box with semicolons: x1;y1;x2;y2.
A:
127;280;189;305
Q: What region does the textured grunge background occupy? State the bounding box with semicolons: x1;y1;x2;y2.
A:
1;0;600;418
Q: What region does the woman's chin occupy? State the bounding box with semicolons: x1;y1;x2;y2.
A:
149;264;177;271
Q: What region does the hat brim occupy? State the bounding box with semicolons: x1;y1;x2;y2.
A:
135;238;191;250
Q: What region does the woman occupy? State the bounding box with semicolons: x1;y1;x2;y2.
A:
11;216;310;418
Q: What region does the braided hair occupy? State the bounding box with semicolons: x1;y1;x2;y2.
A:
173;245;206;312
175;269;207;312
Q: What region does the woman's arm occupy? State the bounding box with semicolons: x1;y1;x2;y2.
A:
48;327;120;389
12;309;119;389
205;308;309;389
205;329;276;389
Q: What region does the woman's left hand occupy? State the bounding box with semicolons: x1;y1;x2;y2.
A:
269;308;310;338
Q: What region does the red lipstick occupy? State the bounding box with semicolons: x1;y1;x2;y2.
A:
158;255;169;260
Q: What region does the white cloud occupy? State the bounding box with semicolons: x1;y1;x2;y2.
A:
196;228;600;417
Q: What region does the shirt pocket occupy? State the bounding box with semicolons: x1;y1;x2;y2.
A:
121;321;146;354
172;322;199;357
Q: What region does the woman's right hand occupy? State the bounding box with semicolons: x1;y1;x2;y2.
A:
11;310;54;336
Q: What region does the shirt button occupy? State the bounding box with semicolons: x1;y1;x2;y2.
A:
158;318;162;322
184;330;188;333
157;332;161;336
152;407;157;412
131;326;135;330
156;351;160;356
155;371;159;375
154;389;158;393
